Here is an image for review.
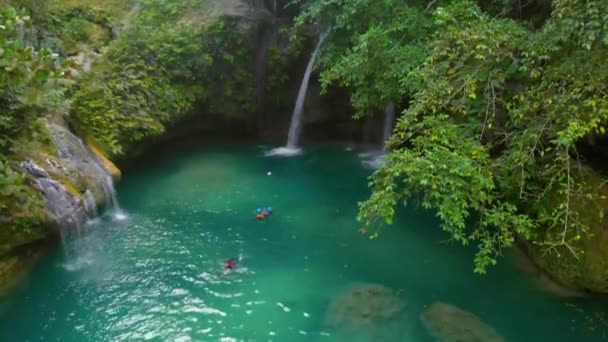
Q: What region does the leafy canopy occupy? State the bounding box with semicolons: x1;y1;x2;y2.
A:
296;0;608;273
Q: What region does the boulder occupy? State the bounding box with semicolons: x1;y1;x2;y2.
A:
325;284;407;331
526;166;608;294
420;302;505;342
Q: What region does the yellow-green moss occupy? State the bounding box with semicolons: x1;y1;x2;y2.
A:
86;136;122;181
48;0;135;21
55;175;82;197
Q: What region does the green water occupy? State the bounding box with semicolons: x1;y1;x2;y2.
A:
1;146;607;341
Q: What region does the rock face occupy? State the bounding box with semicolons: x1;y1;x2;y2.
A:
420;302;505;342
18;122;121;233
325;284;407;332
24;167;87;229
526;166;608;294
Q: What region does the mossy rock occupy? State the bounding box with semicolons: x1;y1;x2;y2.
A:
0;242;53;297
528;166;608;293
420;302;505;342
0;217;51;259
86;136;121;181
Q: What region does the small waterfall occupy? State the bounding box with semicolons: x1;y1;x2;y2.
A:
49;124;125;218
21;161;87;241
83;190;97;218
286;30;330;148
382;102;395;151
360;102;396;169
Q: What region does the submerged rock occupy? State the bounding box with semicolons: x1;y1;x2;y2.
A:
325;284;407;331
420;302;505;342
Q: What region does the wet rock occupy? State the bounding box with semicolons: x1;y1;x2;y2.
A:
420;302;505;342
19;161;47;178
17;123;122;234
325;284;407;331
31;178;87;230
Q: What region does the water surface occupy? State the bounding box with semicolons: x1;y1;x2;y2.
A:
1;147;606;341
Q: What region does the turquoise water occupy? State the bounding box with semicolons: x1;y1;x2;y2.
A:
1;146;607;341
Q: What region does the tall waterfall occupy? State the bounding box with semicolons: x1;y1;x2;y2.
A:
286;30;330;148
382;102;395;151
267;30;330;156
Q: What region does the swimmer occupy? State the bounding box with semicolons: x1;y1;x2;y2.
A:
222;258;237;276
256;213;265;220
358;227;368;235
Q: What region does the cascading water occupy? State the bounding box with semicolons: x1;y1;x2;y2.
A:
83;190;97;218
286;30;330;148
267;30;330;156
21;124;127;255
360;102;396;169
382;101;395;151
21;161;87;242
49;124;126;220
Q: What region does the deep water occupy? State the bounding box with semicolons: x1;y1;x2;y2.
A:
1;146;606;341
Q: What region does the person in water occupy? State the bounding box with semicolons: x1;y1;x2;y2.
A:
222;258;237;276
256;208;264;220
225;258;237;270
255;207;273;220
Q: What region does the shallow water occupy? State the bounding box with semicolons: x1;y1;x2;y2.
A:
1;146;606;341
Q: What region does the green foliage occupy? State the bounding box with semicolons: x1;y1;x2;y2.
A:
0;6;67;154
72;1;255;156
298;0;608;274
295;0;433;117
0;6;63;228
51;8;112;54
0;160;44;222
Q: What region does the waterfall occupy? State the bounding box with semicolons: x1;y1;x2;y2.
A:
266;30;330;156
359;102;396;169
21;125;127;247
21;161;87;241
286;30;330;148
83;190;97;218
382;102;395;151
49;124;125;218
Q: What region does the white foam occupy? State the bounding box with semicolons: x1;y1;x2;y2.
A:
264;147;302;157
360;152;386;169
62;254;95;271
112;210;128;221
